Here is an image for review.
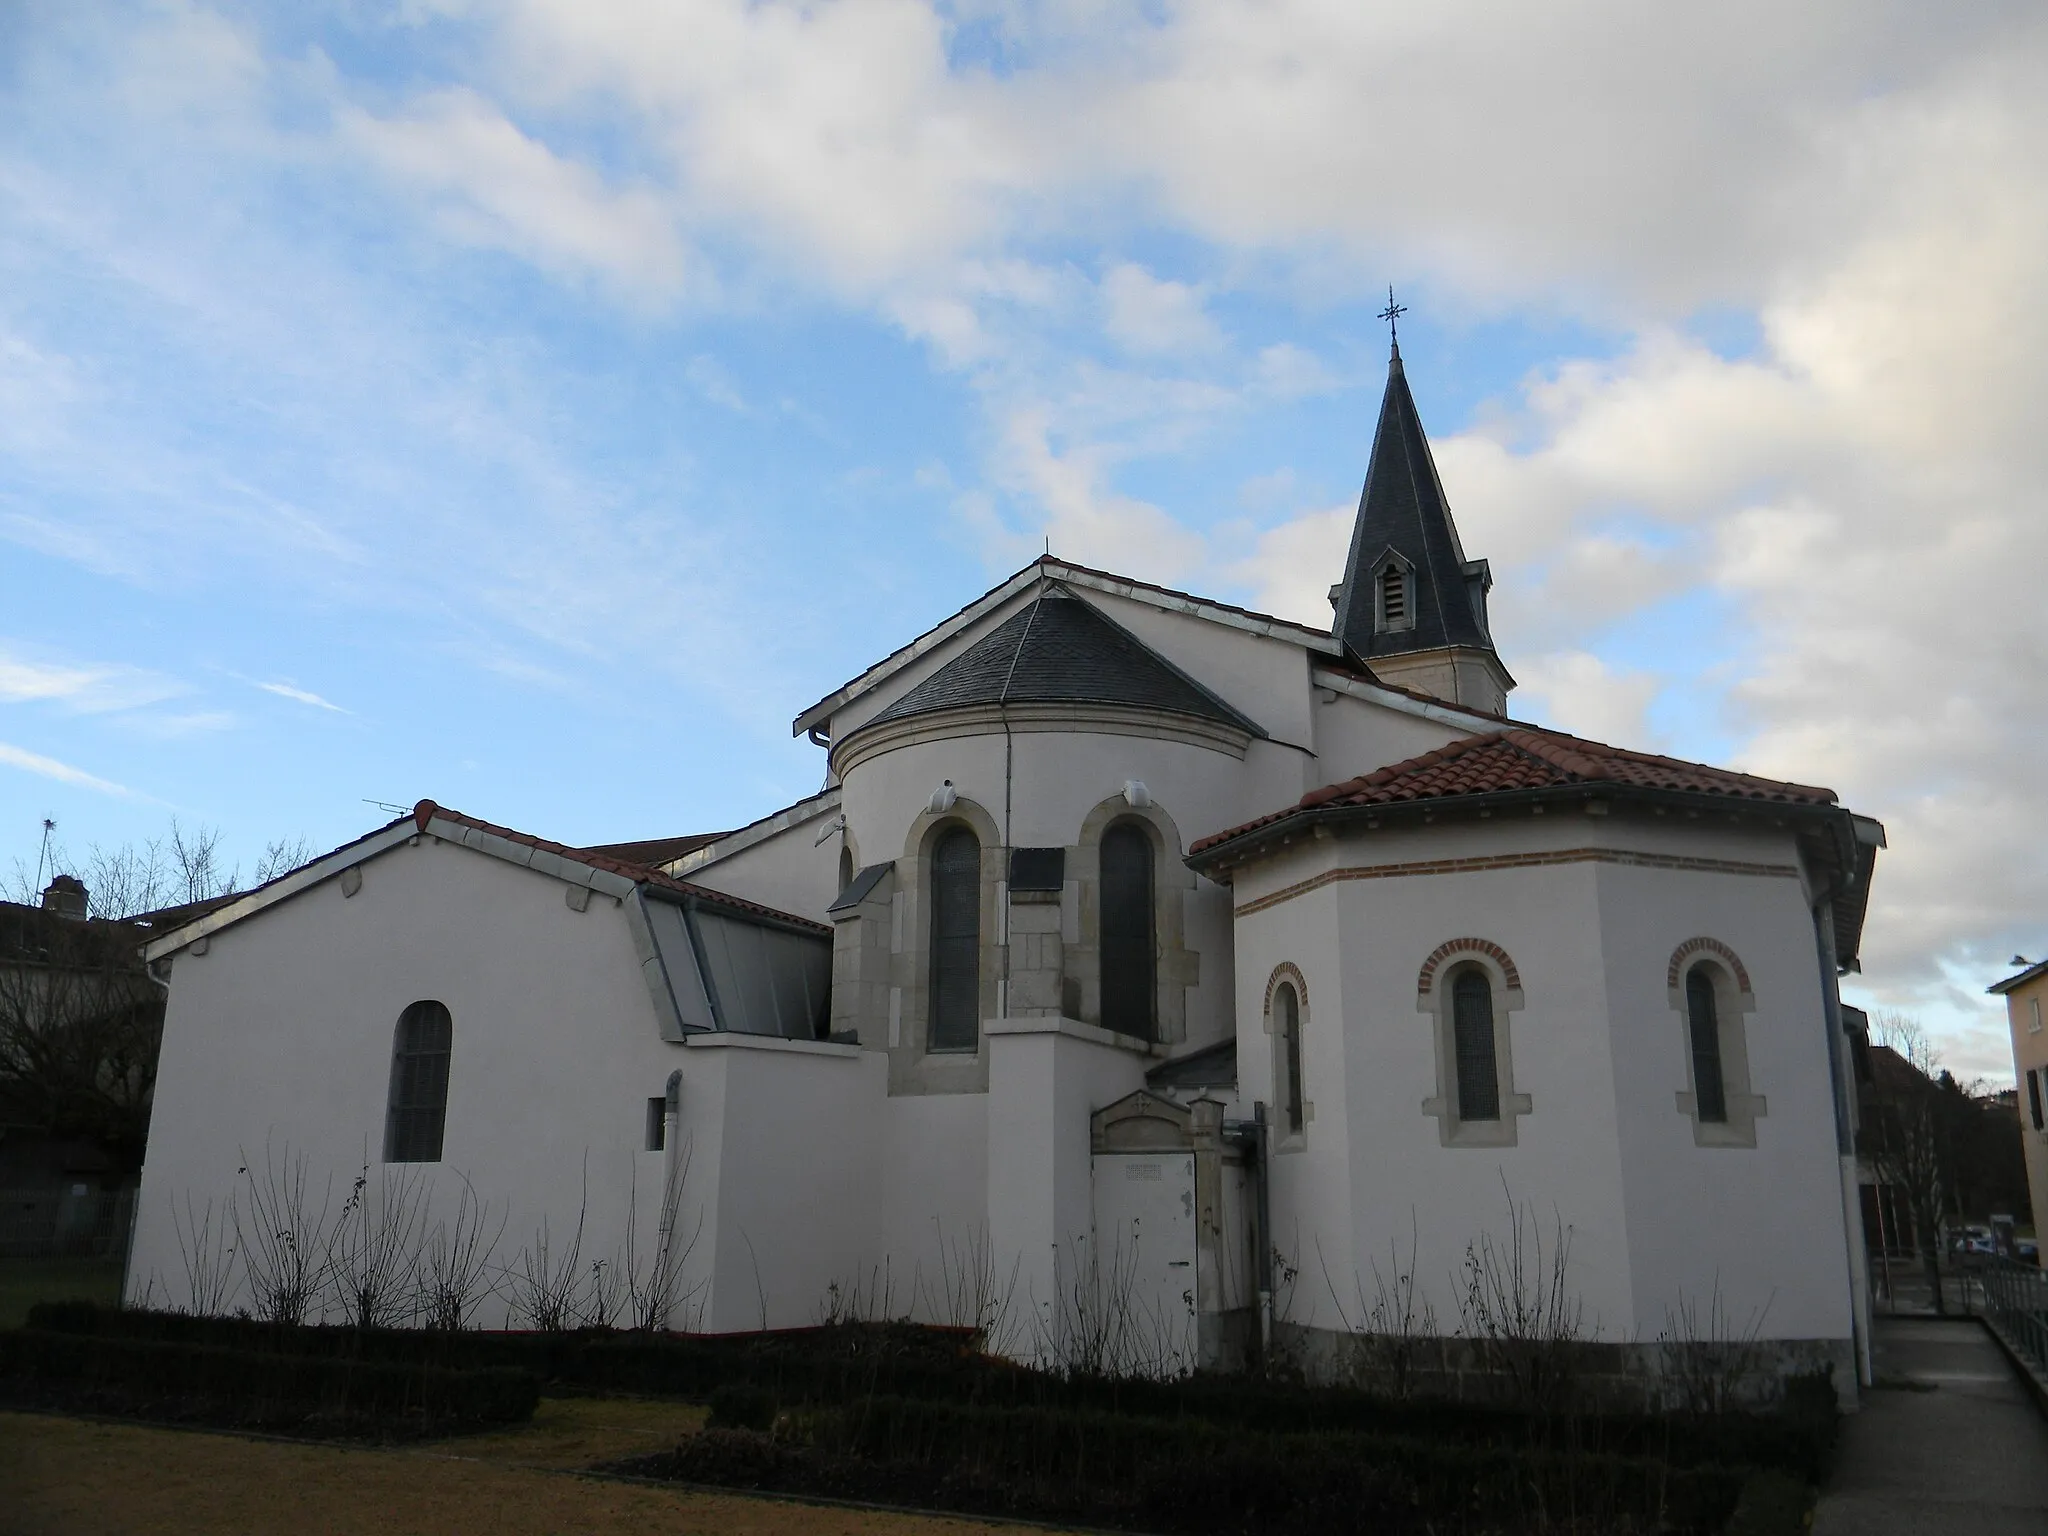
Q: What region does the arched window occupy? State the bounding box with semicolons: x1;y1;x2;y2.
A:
837;844;854;896
1099;821;1156;1040
1276;982;1305;1136
1686;968;1728;1124
385;1000;452;1163
1451;968;1499;1123
928;826;981;1051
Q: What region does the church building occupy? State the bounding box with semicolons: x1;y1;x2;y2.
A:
126;342;1886;1399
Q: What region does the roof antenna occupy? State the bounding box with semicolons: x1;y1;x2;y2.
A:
1378;286;1407;360
34;818;55;892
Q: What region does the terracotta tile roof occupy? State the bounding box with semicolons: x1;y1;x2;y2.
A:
413;801;829;934
1190;727;1838;857
581;832;728;867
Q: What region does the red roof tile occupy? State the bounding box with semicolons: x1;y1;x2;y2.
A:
1190;727;1837;857
581;831;728;867
413;801;829;934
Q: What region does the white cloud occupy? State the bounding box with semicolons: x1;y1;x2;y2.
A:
256;681;348;714
0;646;184;714
1100;264;1222;356
1511;652;1662;749
0;741;132;797
342;88;693;304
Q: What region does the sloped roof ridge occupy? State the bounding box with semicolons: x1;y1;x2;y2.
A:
859;585;1267;739
411;801;828;933
794;555;1338;736
1190;724;1840;857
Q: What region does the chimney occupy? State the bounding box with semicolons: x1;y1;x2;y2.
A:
41;875;88;919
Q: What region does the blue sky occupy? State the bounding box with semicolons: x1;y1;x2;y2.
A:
4;2;2046;1079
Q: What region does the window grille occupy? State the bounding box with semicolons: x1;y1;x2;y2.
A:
1451;969;1499;1122
1099;822;1156;1039
1277;982;1304;1135
929;827;981;1051
1686;968;1728;1124
385;1000;452;1163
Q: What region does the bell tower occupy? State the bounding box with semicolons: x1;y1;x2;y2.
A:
1329;329;1513;715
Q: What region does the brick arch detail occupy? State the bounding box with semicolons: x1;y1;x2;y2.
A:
1264;961;1310;1020
1417;939;1520;999
1667;937;1751;995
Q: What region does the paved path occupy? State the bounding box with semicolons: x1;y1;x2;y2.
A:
1813;1318;2048;1535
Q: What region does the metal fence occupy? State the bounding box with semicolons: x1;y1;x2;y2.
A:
0;1184;134;1260
1981;1254;2048;1380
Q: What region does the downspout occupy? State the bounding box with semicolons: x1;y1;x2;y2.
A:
993;587;1047;1025
1812;889;1873;1393
653;1069;684;1330
1245;1102;1274;1365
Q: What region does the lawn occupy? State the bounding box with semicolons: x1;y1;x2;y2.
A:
0;1401;1042;1536
0;1257;123;1330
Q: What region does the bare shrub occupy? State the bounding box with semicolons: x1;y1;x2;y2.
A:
1318;1212;1442;1399
924;1220;1021;1354
1036;1225;1194;1380
172;1192;238;1316
326;1159;431;1330
1456;1179;1585;1417
624;1140;701;1332
1659;1281;1775;1415
505;1159;589;1331
233;1142;337;1326
421;1173;505;1331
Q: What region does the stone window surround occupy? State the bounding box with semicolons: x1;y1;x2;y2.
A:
1072;794;1198;1046
1668;937;1766;1149
1416;941;1530;1147
1262;962;1311;1151
865;789;1199;1096
884;794;1006;1096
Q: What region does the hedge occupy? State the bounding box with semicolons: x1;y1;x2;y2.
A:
21;1305;1831;1478
628;1409;1749;1536
0;1328;538;1435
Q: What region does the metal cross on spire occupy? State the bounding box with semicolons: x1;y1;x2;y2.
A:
1378;286;1407;353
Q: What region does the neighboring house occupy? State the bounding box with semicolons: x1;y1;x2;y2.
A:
1992;956;2048;1246
127;342;1886;1400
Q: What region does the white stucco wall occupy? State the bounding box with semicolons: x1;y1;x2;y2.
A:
683;796;846;924
674;1033;886;1331
128;835;684;1321
1225;807;1854;1351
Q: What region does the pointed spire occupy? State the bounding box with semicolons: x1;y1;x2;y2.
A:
1330;342;1500;674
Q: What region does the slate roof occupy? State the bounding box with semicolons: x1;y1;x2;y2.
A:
794;556;1335;738
1146;1037;1238;1091
1331;347;1498;664
858;588;1266;739
1189;727;1838;857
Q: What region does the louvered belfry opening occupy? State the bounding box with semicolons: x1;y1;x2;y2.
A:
1451;969;1500;1122
385;1000;453;1162
1099;821;1156;1040
1686;968;1728;1123
1380;561;1408;627
929;826;981;1051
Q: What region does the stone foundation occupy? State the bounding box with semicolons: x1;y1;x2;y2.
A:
1254;1320;1857;1411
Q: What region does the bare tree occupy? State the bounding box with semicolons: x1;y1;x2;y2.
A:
0;904;162;1172
1864;1014;1955;1314
2;820;312;1175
